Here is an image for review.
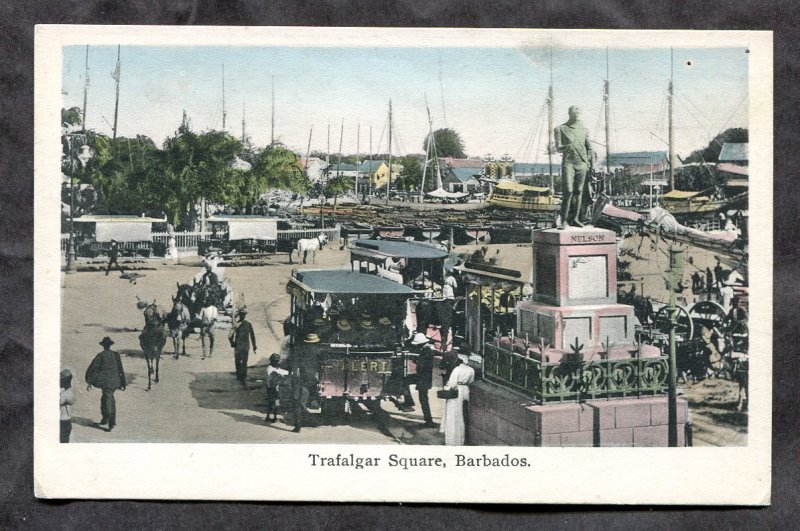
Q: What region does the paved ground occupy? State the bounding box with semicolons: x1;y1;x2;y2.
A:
60;237;747;445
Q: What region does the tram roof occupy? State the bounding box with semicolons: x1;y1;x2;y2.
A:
290;269;414;295
351;239;448;259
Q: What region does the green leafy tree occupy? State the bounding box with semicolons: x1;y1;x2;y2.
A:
684;128;748;164
398;154;423;191
424;128;466;158
61;107;83;129
252;145;308;193
324;173;354;213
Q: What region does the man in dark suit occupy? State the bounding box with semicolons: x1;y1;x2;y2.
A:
85;336;126;431
232;306;257;387
414;334;437;428
411;332;436;428
105;239;124;276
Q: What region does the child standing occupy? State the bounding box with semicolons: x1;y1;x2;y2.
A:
60;369;74;443
265;353;288;423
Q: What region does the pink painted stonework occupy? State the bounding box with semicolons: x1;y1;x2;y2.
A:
470;224;684;447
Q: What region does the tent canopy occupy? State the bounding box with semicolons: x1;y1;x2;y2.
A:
426;187;468;199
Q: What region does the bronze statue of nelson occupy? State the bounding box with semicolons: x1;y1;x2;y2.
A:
554;105;594;229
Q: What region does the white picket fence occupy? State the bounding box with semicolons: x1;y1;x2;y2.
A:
61;225;341;253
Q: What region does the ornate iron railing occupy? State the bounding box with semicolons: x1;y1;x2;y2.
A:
483;343;668;403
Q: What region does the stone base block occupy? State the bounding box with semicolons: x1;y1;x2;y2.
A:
469;381;689;447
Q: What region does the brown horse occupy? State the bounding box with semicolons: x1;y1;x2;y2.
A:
139;302;168;391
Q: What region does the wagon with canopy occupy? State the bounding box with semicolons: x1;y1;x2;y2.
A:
285;269;417;415
199;215;287;257
73;214;165;258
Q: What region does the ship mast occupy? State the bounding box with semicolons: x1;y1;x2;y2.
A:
82;45;89;132
668;48;675;191
304;125;313;174
420;95;433;202
241;102;246;144
385;99;392;206
112;45;121;140
547;47;554;192
221;64;227;131
270;75;275;146
355;122;360;196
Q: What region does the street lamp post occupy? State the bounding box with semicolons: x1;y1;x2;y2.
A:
66;137;92;273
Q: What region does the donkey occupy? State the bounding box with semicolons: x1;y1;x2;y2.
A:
139;302;168;391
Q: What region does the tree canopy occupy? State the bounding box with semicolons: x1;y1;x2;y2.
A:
424;128;466;159
61;108;311;230
684;128;748;164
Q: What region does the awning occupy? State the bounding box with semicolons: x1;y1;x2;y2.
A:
661;190;708;200
290;269;414;295
352;239;448;259
494;180;551;194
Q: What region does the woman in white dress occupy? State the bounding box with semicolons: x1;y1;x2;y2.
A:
440;355;475;446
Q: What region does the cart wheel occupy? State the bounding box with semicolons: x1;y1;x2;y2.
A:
689;300;727;332
653;305;694;341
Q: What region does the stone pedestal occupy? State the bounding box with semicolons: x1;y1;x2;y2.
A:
470;226;686;447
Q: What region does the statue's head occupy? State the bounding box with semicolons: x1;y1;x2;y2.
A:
568;106;581;121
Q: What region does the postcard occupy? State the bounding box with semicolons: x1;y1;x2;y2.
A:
34;25;772;503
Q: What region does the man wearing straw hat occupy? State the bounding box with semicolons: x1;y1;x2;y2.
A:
85;336;126;431
335;318;356;344
231;306;257;387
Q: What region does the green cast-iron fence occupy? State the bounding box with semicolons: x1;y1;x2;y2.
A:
483;343;668;403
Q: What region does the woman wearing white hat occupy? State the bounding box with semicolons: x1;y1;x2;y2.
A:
440;354;475;446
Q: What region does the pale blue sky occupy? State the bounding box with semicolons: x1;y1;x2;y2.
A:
62;45;748;161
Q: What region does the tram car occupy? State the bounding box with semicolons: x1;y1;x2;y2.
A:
348;239;462;352
348;239;448;294
284;269;418;414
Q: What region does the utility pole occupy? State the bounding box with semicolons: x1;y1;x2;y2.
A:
604;47;611;194
385;99;392;206
112;45;121;140
547;47;554;193
82;45;89;132
668;48;675;191
667;244;685;446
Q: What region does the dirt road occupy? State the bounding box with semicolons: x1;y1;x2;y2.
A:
60;238;747;446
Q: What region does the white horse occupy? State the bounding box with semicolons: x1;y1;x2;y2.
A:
291;233;328;264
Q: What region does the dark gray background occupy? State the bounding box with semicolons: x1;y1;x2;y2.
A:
1;1;795;527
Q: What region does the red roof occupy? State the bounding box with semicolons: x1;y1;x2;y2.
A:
717;163;749;176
